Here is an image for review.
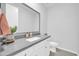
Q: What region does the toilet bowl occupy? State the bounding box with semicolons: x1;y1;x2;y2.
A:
49;42;58;52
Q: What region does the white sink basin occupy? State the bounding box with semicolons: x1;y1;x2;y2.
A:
26;37;40;42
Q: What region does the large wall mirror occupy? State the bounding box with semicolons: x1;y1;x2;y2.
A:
1;3;40;34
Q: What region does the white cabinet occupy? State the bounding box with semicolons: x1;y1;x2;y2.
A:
14;38;50;56
25;39;50;56
33;39;49;56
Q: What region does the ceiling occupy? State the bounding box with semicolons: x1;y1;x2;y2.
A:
42;3;56;8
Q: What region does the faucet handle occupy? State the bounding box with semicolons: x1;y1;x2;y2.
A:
26;32;29;38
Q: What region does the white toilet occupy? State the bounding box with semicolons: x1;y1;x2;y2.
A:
49;42;58;53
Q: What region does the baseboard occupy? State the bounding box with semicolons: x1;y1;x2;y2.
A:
57;47;79;56
49;47;78;56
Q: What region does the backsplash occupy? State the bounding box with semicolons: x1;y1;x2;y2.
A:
14;31;40;39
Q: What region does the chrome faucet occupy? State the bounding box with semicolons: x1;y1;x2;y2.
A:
26;32;32;38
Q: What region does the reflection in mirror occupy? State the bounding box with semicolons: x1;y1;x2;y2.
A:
2;3;40;34
0;8;11;35
6;4;18;34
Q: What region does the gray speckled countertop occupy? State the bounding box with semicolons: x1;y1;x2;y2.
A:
0;35;50;56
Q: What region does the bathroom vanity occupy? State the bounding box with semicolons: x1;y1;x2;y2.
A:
0;34;51;56
14;35;50;56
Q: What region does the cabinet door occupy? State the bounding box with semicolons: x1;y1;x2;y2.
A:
39;41;49;56
42;41;50;56
33;39;50;56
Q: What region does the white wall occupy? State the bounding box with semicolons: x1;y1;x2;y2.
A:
47;3;79;53
26;3;47;34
